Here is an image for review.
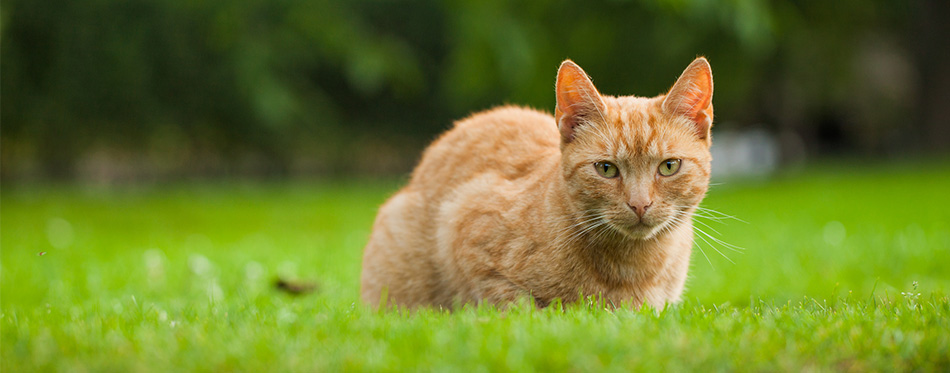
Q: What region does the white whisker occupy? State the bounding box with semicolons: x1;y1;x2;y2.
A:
694;228;745;253
692;233;715;270
693;206;748;224
693;225;735;264
693;218;723;236
664;205;748;267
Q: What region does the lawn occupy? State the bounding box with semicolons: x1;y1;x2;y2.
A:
2;160;949;371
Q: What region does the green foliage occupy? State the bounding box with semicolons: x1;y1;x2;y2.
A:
0;0;925;178
2;161;949;370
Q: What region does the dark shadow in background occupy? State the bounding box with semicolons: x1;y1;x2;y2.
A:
2;0;947;184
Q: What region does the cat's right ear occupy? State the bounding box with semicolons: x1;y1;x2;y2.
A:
662;57;714;142
555;60;607;143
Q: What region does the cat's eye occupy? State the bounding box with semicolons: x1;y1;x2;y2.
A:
658;159;682;176
594;161;619;178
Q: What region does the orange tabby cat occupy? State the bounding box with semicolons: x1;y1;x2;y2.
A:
361;58;714;309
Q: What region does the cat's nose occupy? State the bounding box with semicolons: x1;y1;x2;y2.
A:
627;201;653;218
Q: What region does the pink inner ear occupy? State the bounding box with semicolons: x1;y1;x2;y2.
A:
555;60;605;142
664;59;714;139
671;73;711;118
683;85;712;130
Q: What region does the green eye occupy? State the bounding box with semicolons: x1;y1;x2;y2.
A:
658;159;682;176
594;161;619;178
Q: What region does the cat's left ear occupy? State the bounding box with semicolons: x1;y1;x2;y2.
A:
556;60;607;143
662;57;714;142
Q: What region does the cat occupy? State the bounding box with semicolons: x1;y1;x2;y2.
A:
360;57;714;309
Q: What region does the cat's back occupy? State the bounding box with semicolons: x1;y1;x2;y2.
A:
360;106;561;307
409;106;561;195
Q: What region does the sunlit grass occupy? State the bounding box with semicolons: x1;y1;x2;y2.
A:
2;162;949;370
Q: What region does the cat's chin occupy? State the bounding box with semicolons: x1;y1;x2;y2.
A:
611;222;662;241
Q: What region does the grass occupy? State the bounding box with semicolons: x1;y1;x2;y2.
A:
2;161;949;371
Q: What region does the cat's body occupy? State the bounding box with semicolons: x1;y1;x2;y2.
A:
361;58;714;309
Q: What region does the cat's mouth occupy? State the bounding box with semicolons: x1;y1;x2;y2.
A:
617;209;693;240
611;220;661;240
599;209;675;241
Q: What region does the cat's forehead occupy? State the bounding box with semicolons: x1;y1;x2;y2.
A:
595;96;697;159
606;96;657;124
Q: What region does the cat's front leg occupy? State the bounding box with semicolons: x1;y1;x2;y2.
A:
468;273;543;308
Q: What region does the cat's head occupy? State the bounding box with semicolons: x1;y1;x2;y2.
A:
555;58;713;240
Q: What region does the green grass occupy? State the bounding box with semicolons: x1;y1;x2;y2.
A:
3;162;950;371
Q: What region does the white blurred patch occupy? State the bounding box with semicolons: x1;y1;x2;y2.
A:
46;218;75;249
188;253;213;276
277;261;298;278
277;307;297;325
244;261;265;282
823;221;847;246
710;129;779;179
144;249;166;283
896;223;927;250
207;279;224;301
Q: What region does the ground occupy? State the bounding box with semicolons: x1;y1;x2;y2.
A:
2;160;949;371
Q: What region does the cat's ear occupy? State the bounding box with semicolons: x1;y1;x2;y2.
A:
662;57;714;141
555;60;607;143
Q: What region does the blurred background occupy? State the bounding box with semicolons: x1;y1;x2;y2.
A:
2;0;948;183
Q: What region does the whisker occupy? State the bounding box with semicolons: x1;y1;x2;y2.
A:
557;211;608;249
693;225;735;264
694;228;746;253
692;218;723;236
661;210;721;269
682;207;747;254
692;234;715;270
584;221;613;251
692;214;729;222
693;206;748;224
549;209;599;225
552;211;603;237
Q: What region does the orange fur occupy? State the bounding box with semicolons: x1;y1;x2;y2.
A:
360;58;714;309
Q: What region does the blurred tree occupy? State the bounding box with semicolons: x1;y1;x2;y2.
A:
0;0;942;182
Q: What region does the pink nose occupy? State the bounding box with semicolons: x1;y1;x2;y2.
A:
628;201;653;218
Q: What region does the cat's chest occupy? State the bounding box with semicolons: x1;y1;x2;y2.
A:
528;274;648;307
520;245;677;304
